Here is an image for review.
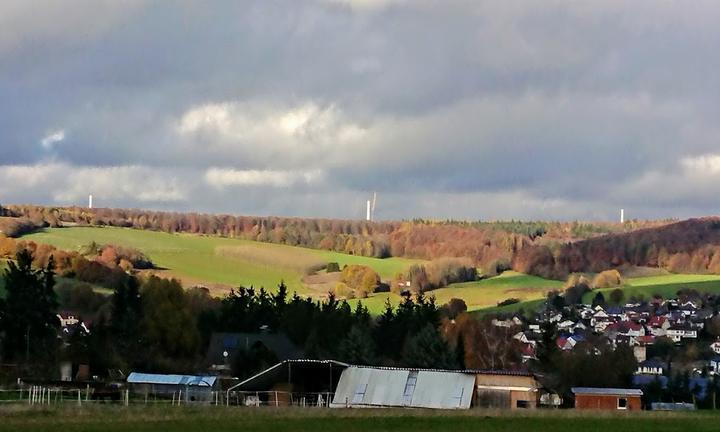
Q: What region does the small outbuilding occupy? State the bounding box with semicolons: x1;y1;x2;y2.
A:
572;387;643;410
474;370;543;409
127;372;218;403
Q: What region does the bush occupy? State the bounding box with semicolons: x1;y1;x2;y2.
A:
592;269;624;289
443;298;467;318
497;298;520;307
326;262;341;273
333;282;353;299
341;265;380;294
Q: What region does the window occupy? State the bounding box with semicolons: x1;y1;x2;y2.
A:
516;400;531;409
402;371;418;406
618;398;628;409
352;383;368;404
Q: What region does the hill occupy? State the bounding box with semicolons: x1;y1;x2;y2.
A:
514;217;720;279
3;204;669;275
477;273;720;317
22;227;422;298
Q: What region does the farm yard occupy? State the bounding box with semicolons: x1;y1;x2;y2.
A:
1;406;719;432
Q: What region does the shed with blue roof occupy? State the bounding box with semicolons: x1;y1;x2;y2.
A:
127;372;218;403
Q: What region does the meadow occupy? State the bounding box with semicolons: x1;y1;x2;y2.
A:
1;406;719;432
23;227;421;297
478;273;720;316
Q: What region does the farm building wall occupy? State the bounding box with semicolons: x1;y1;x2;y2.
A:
331;367;475;409
474;373;540;409
575;394;642;410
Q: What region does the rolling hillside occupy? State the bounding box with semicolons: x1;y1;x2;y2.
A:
23;227;422;297
19;226;720;315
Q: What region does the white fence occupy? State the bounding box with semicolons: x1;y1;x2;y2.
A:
0;387;334;408
225;391;334;407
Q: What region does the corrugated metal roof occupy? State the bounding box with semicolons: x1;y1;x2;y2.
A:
572;387;643;396
127;372;217;387
331;367;474;409
348;365;532;377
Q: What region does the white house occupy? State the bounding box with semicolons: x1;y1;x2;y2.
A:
666;326;698;342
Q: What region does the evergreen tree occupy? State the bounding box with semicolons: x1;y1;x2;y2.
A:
338;325;377;365
1;250;59;366
403;324;456;369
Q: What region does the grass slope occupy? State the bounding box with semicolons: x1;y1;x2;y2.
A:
351;272;563;314
471;274;720;316
23;227;421;296
2;406;720;432
581;274;720;304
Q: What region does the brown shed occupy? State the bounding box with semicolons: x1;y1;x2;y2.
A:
572;387;643;410
474;371;542;409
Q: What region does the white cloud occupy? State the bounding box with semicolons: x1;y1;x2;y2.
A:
320;0;405;12
40;130;65;150
205;168;325;188
0;163;187;205
681;154;720;176
175;101;366;168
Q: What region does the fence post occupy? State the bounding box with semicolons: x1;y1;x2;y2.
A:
77;389;81;406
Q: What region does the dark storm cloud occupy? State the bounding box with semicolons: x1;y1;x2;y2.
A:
2;0;720;220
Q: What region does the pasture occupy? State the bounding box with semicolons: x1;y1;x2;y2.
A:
581;274;720;304
1;406;719;432
477;273;720;317
22;227;421;297
20;227;720;313
351;271;563;314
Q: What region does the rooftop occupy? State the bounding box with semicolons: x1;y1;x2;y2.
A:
572;387;643;396
127;372;217;387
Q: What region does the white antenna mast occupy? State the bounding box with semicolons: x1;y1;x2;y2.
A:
620;208;625;224
88;194;93;209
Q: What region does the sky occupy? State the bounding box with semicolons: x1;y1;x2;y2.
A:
1;0;720;221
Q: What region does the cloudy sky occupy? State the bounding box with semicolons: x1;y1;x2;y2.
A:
1;0;720;221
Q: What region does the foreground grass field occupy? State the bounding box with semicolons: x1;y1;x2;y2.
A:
23;227;421;297
1;406;719;432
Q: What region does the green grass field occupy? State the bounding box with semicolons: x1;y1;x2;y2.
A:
23;227;422;297
348;271;564;314
581;274;720;304
20;227;720;314
474;273;720;317
1;406;719;432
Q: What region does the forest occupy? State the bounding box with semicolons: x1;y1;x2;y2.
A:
1;204;673;277
514;218;720;279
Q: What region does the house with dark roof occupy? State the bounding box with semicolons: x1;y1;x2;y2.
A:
636;359;667;375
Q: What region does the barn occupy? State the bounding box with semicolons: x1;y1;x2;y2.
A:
572;387;643;410
226;359;348;407
330;366;475;409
